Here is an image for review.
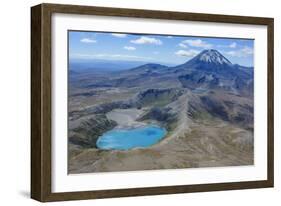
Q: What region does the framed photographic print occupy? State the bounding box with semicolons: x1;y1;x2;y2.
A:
31;3;274;202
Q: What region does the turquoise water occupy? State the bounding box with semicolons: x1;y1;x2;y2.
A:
96;125;167;150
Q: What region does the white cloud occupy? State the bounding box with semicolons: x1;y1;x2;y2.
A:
241;46;254;55
80;38;97;43
179;43;188;48
111;33;127;38
131;36;162;45
166;36;173;39
217;42;237;48
225;46;253;57
229;42;237;48
124;46;136;51
181;39;212;49
71;53;153;60
175;49;200;57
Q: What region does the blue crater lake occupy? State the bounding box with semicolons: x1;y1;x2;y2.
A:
96;125;167;150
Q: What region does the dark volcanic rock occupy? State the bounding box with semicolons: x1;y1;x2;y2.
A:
69;88;184;120
200;96;229;121
140;107;172;122
178;72;220;90
233;64;254;76
69;101;132;120
139;107;177;130
69;114;117;148
187;93;253;129
135;88;184;106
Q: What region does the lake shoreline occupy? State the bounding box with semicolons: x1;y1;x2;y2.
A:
106;108;147;129
96;124;167;150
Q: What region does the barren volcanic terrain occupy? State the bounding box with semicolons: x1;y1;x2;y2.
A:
68;49;254;173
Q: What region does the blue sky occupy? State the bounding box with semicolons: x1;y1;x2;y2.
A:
69;31;254;67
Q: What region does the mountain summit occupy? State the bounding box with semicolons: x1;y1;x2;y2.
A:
194;49;232;65
175;49;233;72
174;49;253;95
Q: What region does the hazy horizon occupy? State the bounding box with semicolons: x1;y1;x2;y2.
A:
69;31;254;67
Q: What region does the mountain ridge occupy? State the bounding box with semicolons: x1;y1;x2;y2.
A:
122;49;254;96
72;49;254;97
127;49;253;73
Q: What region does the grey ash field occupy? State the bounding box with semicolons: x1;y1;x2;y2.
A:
68;49;254;173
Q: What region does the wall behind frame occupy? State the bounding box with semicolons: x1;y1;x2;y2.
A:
0;0;279;205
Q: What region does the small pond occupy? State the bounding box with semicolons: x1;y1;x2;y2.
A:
96;125;167;150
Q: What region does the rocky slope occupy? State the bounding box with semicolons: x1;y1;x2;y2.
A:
69;114;117;149
68;49;254;173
